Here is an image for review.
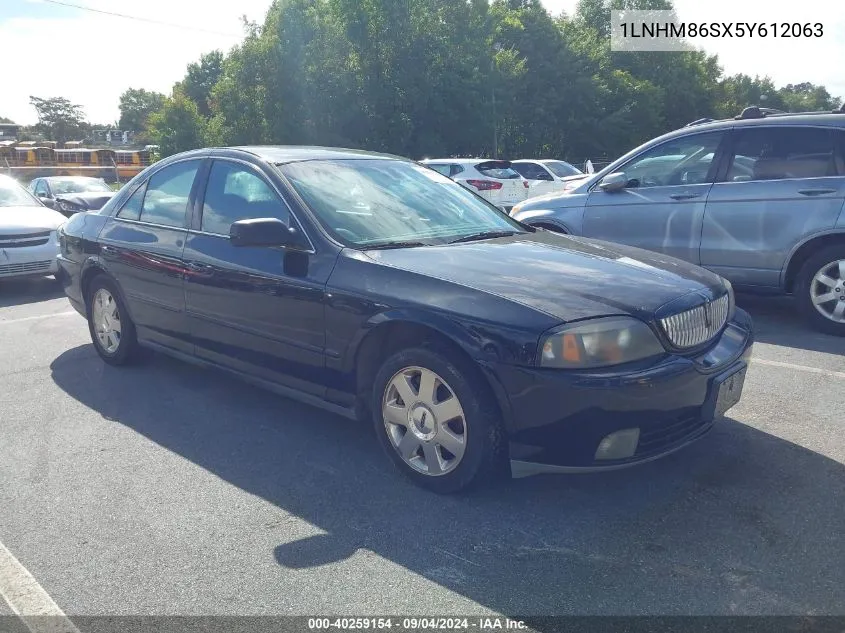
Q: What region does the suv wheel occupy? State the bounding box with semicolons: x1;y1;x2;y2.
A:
796;244;845;336
372;346;507;493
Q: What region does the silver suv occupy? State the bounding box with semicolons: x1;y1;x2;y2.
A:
511;105;845;336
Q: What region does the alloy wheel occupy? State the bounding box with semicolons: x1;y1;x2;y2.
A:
382;366;467;476
92;288;122;353
810;259;845;324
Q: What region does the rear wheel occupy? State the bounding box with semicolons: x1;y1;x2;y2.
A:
372;346;507;493
86;275;140;364
796;244;845;336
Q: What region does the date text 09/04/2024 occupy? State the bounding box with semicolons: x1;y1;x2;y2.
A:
308;618;528;630
619;22;823;39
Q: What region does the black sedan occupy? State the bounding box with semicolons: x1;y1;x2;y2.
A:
29;176;115;216
56;146;754;493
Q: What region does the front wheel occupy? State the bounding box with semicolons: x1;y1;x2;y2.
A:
796;244;845;336
372;346;507;494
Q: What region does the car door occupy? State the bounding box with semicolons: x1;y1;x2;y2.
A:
182;157;330;397
513;162;556;197
701;126;845;288
97;158;203;354
582;131;728;264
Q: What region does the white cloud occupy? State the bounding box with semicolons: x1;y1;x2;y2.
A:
1;0;842;126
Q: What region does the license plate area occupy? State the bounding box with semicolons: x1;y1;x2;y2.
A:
704;364;747;421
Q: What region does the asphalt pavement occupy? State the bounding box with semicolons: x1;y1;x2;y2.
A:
0;277;844;621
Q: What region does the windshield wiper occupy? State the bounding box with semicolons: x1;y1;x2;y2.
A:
447;230;521;244
363;241;429;250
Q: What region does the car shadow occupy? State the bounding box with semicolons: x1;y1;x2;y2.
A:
0;276;63;308
736;293;845;356
50;345;845;615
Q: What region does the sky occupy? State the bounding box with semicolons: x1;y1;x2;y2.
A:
1;0;843;126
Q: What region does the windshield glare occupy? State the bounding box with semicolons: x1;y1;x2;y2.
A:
279;159;525;247
50;178;111;194
0;178;41;207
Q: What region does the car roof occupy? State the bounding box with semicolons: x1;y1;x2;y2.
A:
673;112;845;136
421;158;492;165
224;145;406;164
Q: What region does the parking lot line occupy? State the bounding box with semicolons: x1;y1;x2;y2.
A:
0;540;80;633
0;312;76;326
753;357;845;380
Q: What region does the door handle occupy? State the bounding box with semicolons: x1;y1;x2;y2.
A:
185;261;212;272
101;244;117;255
797;188;836;196
669;193;703;200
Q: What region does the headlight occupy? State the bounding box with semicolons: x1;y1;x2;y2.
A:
539;317;665;369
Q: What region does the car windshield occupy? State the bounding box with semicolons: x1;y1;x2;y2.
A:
545;161;582;177
49;178;112;194
0;178;41;207
278;159;526;247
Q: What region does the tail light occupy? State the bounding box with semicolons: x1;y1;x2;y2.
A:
466;179;503;191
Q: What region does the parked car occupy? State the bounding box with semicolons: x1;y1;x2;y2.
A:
57;146;753;493
29;176;115;217
511;159;585;197
420;158;529;213
0;174;65;280
511;106;845;336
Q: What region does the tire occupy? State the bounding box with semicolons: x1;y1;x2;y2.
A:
371;345;507;494
86;274;140;365
795;244;845;336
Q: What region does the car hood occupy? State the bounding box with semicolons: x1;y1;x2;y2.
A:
364;231;726;323
56;191;115;209
0;206;67;233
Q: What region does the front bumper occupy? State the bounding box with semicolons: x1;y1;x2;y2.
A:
0;239;59;279
483;308;754;473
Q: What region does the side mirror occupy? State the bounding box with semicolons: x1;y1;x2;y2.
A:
40;197;57;209
598;172;628;192
229;218;303;249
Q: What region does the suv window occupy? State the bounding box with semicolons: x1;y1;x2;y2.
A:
201;160;290;235
138;160;201;228
618;132;724;188
475;163;521;180
728;127;843;182
425;163;452;177
513;162;553;181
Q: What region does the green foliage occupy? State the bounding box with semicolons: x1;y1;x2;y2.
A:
0;116;14;124
148;90;206;156
180;50;224;118
143;0;841;162
29;96;87;143
118;88;166;132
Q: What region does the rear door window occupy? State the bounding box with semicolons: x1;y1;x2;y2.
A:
138;160;201;228
728;127;843;182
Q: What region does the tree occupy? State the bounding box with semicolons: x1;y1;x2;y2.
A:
0;116;14;124
29;96;86;143
777;83;841;112
147;90;206;157
180;50;224;117
118;88;166;132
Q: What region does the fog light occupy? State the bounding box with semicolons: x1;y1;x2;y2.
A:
594;428;640;460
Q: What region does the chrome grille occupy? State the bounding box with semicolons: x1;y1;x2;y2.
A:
0;260;53;276
659;294;730;349
0;231;51;249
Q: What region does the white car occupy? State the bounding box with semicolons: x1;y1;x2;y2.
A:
420;158;529;213
0;175;66;280
511;159;586;197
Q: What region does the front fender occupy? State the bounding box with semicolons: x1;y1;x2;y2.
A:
341;307;492;375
